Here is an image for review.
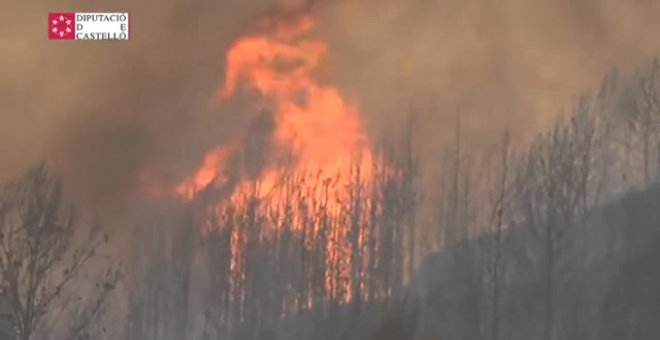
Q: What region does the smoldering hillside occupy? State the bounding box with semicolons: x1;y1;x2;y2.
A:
338;182;660;340
2;0;660;214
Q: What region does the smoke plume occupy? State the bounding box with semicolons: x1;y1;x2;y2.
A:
1;0;659;217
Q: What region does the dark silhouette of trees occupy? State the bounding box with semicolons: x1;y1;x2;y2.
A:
0;165;118;340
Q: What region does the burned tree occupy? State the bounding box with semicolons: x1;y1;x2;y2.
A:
484;128;517;340
0;165;118;340
519;100;600;340
624;58;660;185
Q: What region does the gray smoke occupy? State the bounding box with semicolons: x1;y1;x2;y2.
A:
1;0;659;217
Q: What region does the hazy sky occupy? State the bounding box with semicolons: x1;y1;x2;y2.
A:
2;0;659;216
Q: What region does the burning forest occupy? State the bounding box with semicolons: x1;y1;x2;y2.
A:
2;0;660;340
135;4;419;338
154;5;413;309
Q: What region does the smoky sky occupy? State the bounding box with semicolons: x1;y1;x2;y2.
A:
1;0;660;216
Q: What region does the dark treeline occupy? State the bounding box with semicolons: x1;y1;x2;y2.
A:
0;57;659;340
0;166;119;340
362;57;660;340
125;118;420;340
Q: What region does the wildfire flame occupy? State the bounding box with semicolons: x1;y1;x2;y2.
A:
178;13;374;207
152;8;382;305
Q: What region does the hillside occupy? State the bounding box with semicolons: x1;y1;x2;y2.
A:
354;184;660;340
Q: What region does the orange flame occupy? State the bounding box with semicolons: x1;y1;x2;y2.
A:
180;13;374;203
171;12;377;304
175;144;238;200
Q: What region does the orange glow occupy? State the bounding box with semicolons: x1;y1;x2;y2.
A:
169;12;378;304
175;144;237;200
179;13;375;203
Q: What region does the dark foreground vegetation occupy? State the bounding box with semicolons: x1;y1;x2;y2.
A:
0;58;659;339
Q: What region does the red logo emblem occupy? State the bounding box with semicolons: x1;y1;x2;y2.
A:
48;13;75;40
